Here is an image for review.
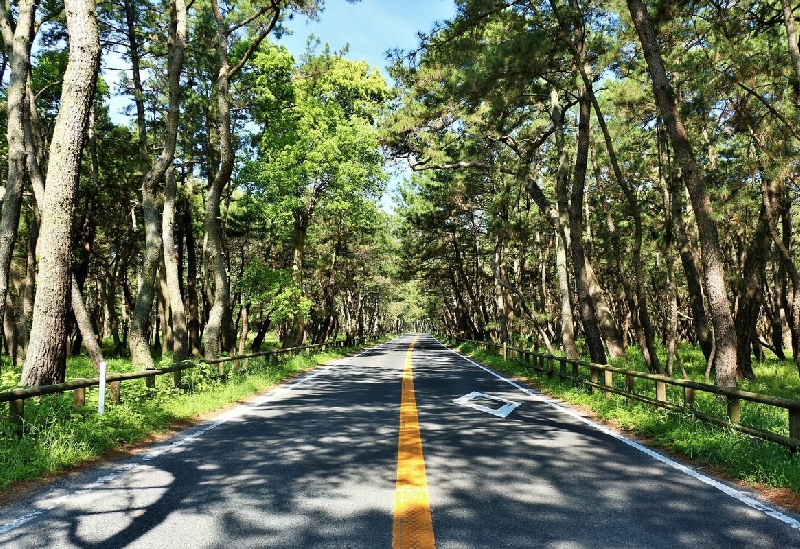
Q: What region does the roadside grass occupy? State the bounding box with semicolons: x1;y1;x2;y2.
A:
0;344;376;493
452;341;800;494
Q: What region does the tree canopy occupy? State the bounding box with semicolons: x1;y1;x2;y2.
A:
2;0;800;391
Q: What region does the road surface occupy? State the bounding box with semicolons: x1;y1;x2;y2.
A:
1;333;799;548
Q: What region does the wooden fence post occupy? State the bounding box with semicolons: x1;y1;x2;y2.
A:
9;399;24;433
589;367;598;394
73;387;86;408
727;397;741;424
547;357;554;377
145;368;157;392
572;362;579;385
559;359;567;381
502;342;507;361
109;381;121;404
626;374;635;404
604;370;613;398
684;387;695;411
656;380;667;403
790;409;800;442
174;369;182;388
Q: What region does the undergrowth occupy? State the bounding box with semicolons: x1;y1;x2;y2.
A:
453;341;800;494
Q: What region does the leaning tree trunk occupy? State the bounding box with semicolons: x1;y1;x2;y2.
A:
71;274;105;370
21;0;100;386
627;0;738;387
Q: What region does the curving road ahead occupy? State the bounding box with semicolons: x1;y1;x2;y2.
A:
1;334;799;548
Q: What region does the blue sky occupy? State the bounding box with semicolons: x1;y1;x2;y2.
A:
277;0;457;78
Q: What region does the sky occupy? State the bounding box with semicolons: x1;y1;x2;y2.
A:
277;0;457;78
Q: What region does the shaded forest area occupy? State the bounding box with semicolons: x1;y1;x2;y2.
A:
3;0;800;393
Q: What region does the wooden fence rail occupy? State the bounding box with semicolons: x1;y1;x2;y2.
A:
0;337;363;433
456;338;800;451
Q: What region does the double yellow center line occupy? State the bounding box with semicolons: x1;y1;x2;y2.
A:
392;335;435;548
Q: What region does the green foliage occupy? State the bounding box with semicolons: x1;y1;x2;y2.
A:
236;259;312;322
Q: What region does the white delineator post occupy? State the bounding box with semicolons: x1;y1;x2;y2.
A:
98;361;107;415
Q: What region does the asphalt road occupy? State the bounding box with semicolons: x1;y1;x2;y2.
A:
1;333;799;548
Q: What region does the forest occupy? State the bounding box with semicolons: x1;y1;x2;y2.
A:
1;0;800;395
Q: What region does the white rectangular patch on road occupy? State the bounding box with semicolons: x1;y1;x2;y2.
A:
453;391;520;418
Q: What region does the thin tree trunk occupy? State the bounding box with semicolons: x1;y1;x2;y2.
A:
627;0;738;386
71;274;105;369
182;180;201;356
124;0;158;369
569;88;606;364
0;0;38;334
733;202;768;380
21;0;100;386
548;88;579;360
164;165;188;360
204;0;235;359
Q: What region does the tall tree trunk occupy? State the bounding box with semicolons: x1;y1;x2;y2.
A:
734;182;769;380
284;206;313;348
0;0;38;334
569;88;606;364
164;166;188;360
182;180;201;356
627;0;738;386
585;83;658;370
127;0;186;368
204;0;236;359
21;0;100;386
546;88;579;360
124;0;158;369
160;0;188;361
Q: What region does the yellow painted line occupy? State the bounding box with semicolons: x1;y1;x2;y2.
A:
392;335;435;549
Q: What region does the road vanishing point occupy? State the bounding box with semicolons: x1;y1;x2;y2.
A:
1;334;800;548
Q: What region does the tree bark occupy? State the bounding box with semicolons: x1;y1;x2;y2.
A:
204;0;236;359
733;204;768;380
548;88;579;360
569;88;606;364
21;0;100;386
0;0;39;334
627;0;738;386
71;274;105;369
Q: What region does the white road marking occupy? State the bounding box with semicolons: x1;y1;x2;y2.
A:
0;340;394;535
431;336;800;531
453;391;520;418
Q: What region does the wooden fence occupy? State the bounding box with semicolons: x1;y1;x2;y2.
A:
457;338;800;451
0;338;363;433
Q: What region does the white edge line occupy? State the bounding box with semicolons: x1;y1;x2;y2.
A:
432;336;800;531
0;340;395;535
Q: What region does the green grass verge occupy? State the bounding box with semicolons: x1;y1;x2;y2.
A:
452;341;800;494
0;342;382;492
